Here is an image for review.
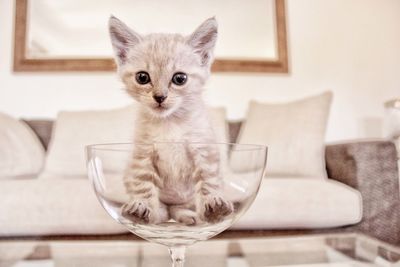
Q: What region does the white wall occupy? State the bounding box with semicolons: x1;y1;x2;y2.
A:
1;0;399;142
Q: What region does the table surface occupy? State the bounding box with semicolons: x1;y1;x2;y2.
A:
0;233;399;267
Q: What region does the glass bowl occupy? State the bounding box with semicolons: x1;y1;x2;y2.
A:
86;142;267;266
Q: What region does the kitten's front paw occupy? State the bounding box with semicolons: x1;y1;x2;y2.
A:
175;209;200;226
203;196;233;223
121;199;154;224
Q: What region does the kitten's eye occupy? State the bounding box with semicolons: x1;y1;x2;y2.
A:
171;72;187;86
135;72;151;85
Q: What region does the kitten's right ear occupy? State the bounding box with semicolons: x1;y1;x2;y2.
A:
108;16;141;65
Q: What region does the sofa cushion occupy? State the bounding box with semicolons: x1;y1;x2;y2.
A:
231;92;333;178
41;105;229;178
0;113;45;178
41;105;137;177
232;178;362;229
208;107;229;144
0;178;128;236
0;177;362;236
208;107;230;174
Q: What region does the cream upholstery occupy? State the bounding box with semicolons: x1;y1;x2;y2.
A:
42;105;137;177
0;113;45;178
0;178;127;236
231;92;332;178
0;103;364;236
0;177;362;236
41;105;229;178
232;177;362;229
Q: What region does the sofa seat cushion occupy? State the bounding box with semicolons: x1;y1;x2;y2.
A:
0;177;362;236
0;178;128;236
232;178;362;229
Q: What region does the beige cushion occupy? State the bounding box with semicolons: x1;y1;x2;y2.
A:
0;177;362;235
208;107;230;174
232;178;362;229
231;92;333;178
208;106;229;143
41;105;137;177
0;178;127;236
0;113;45;178
42;105;229;178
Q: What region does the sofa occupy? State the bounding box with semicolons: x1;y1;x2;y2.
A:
1;95;399;245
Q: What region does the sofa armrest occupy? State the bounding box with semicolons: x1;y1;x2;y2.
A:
325;140;400;245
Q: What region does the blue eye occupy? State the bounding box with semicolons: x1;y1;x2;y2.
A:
136;71;151;84
172;73;187;85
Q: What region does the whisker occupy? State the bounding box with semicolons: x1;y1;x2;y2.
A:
119;87;181;99
130;92;180;99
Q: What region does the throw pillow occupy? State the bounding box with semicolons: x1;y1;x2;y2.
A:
42;105;137;177
0;112;45;178
231;92;333;178
41;105;229;177
208;107;229;144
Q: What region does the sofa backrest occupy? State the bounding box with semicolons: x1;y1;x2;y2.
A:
23;119;243;151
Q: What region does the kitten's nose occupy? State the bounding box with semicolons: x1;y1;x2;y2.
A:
153;95;167;104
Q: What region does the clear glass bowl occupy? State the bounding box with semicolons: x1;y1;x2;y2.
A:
86;142;267;266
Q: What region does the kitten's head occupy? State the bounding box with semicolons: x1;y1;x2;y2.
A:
109;16;217;118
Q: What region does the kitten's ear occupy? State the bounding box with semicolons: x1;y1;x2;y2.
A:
187;17;218;66
108;16;141;65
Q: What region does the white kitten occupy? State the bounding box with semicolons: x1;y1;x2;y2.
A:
109;16;232;225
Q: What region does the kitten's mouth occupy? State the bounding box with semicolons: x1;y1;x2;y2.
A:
153;104;169;112
149;99;181;117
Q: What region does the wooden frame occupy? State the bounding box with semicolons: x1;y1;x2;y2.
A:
13;0;288;73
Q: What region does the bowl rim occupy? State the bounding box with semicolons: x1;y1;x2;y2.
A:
86;142;268;152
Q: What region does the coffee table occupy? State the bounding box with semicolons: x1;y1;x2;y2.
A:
0;233;399;267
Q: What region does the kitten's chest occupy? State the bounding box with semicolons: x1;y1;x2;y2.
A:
138;121;194;179
150;122;188;142
155;143;195;204
155;144;193;179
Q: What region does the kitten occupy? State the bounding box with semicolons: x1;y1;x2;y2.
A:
109;16;233;225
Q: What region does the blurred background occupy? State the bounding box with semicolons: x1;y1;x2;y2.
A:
1;0;399;141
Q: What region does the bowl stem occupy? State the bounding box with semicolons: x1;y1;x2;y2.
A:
169;245;186;267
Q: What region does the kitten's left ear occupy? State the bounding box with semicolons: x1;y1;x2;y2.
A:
187;17;218;67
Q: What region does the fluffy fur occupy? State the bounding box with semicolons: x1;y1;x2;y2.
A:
109;16;232;225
